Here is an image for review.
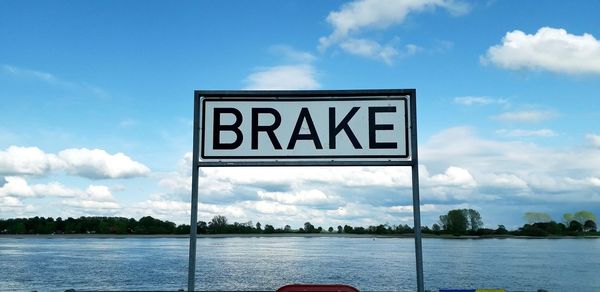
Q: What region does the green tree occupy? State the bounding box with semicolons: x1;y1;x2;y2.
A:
197;221;208;234
263;224;275;233
127;218;137;233
211;215;227;226
562;213;574;226
446;209;468;234
175;224;190;234
583;220;597;232
328;226;334;233
466;209;483;231
343;225;353;233
523;212;552;224
137;216;176;234
495;225;508;235
99;220;110;234
55;217;65;233
303;222;316;233
209;215;228;234
439;215;448;231
573;211;597;225
353;226;366;234
13;222;26;234
439;209;484;234
568;220;583;232
255;222;262;232
373;224;386;234
337;225;343;233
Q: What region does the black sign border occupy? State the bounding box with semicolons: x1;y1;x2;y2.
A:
195;89;416;167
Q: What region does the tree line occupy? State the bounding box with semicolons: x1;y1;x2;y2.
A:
0;216;185;235
515;211;598;236
0;209;597;236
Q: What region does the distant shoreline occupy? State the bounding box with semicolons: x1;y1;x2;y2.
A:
1;233;598;239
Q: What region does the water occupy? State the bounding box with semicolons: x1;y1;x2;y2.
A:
0;236;598;291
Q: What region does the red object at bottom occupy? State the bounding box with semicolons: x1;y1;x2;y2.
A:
276;284;360;292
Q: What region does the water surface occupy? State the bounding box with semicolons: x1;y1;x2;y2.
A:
0;236;598;291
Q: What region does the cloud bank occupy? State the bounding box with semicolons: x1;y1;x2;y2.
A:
0;146;149;179
319;0;468;63
244;65;320;90
484;27;600;74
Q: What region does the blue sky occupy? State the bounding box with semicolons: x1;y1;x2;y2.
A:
1;0;600;229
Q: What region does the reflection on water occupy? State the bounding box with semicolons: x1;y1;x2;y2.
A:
0;236;599;291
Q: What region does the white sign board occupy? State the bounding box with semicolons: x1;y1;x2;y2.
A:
200;96;410;163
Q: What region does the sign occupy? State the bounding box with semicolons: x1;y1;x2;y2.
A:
198;90;412;165
188;89;424;292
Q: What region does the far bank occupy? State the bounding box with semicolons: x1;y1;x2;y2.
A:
1;233;598;239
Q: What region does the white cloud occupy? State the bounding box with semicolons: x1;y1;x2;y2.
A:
421;127;600;201
325;203;377;221
318;0;467;63
61;185;119;210
31;182;81;197
586;134;600;147
1;64;59;84
588;177;600;187
496;129;557;137
479;173;529;190
0;176;87;198
483;27;600;74
200;166;412;189
428;166;477;188
58;148;150;179
0;175;121;213
84;185;115;201
492;110;557;122
0;146;149;179
257;189;339;206
454;96;508;106
0;196;36;215
340;38;397;63
388;204;438;213
0;196;23;207
245;200;298;215
136;198;190;214
422;127;546;171
319;0;469;50
156;150;487;225
62;200;120;210
269;45;317;63
338;38;421;64
128;197;190;223
244;65;319;90
0;179;125;220
0;146;63;176
1;64;109;98
0;176;35;197
0;176;120;201
159;169;234;199
146;125;600;227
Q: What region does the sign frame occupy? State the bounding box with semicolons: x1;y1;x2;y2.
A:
188;89;424;292
196;89;415;167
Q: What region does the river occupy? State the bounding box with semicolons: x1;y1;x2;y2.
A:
0;236;598;291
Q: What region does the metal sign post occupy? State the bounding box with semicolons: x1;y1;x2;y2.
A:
188;89;424;292
188;95;201;292
409;92;424;292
